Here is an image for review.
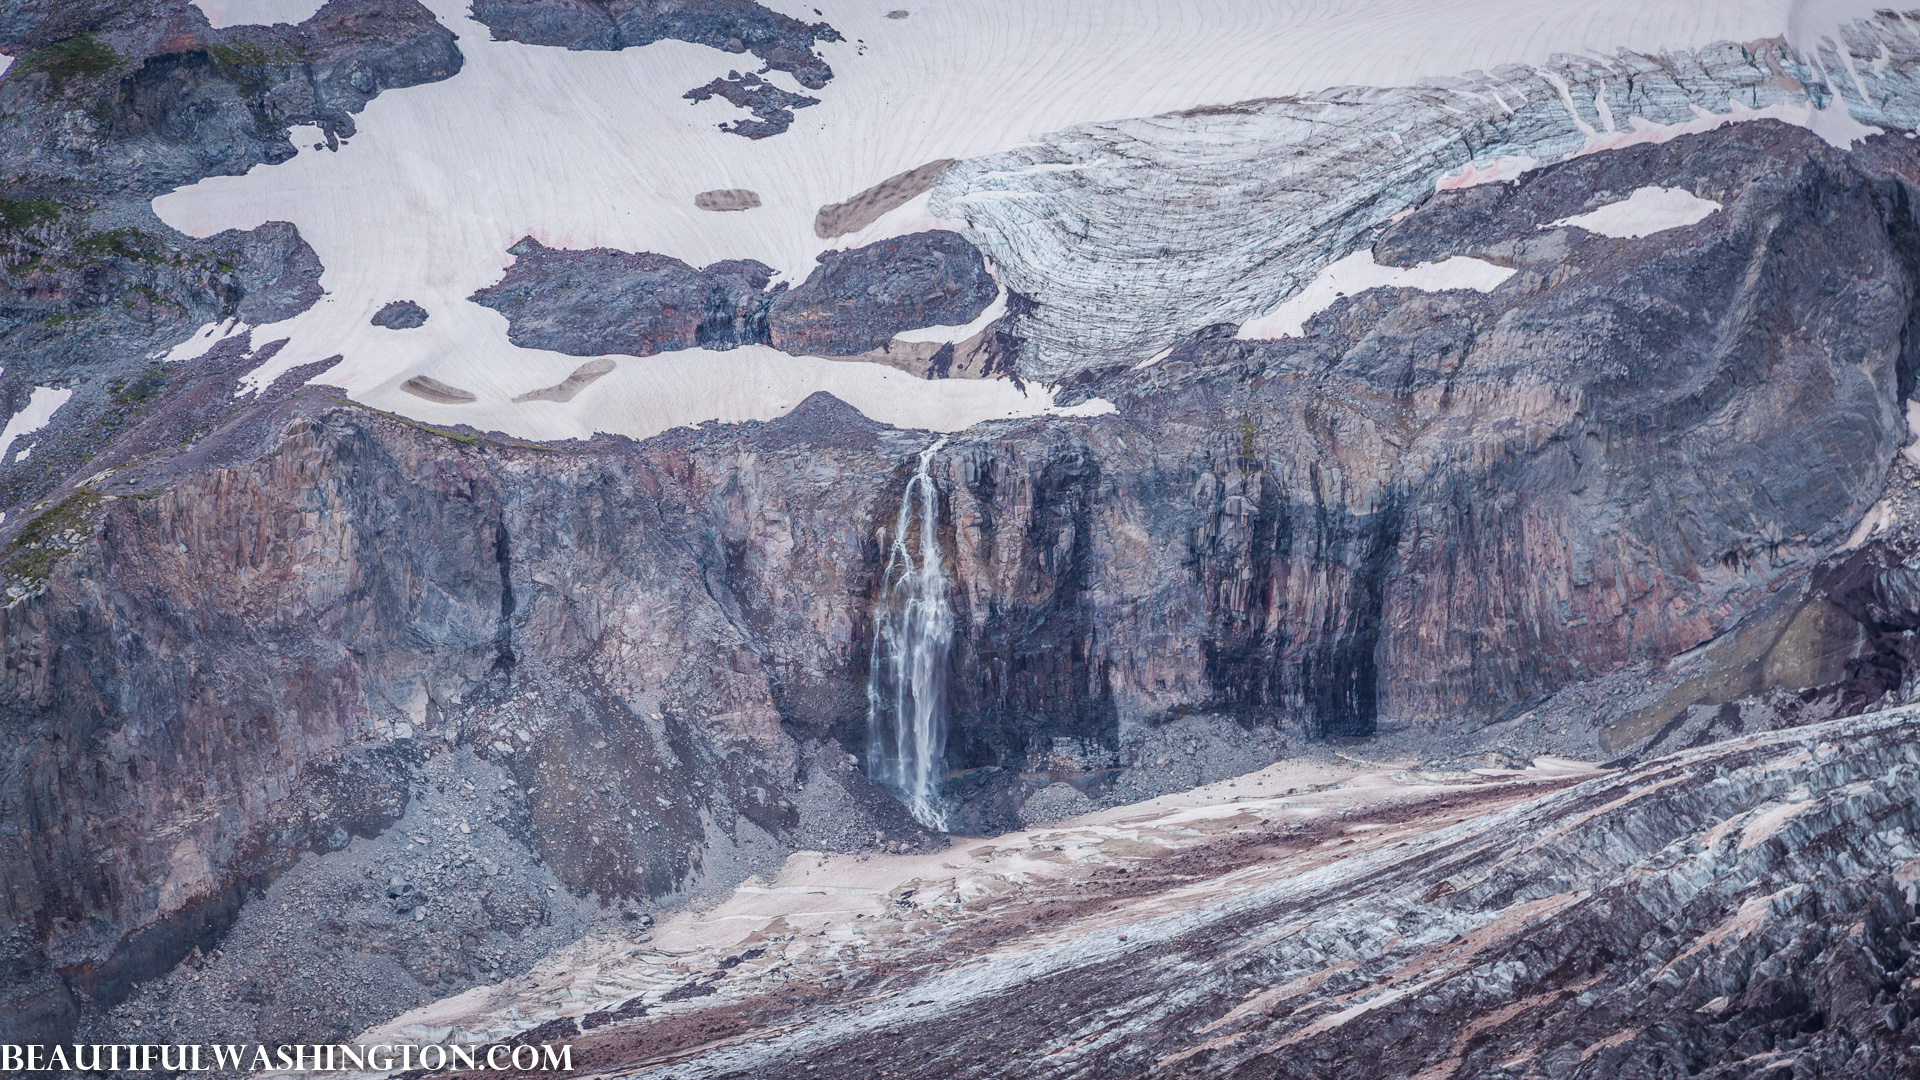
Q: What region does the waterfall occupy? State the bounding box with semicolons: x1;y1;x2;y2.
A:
865;437;954;829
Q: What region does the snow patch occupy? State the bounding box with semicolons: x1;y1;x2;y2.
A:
191;0;326;28
162;319;250;364
893;285;1007;344
1131;345;1176;371
1574;97;1880;156
0;387;75;462
1235;250;1516;341
1546;185;1722;238
0;54;13;81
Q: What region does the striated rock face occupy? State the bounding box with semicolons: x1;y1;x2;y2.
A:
581;707;1920;1080
768;231;1000;357
469;237;777;356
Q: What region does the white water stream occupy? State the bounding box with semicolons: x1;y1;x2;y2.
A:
865;438;954;829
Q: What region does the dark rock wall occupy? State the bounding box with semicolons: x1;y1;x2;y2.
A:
469;0;841;90
471;238;776;356
472;230;1000;359
767;230;999;356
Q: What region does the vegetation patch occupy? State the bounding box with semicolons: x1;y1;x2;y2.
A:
204;42;301;97
20;34;120;92
108;367;171;408
0;197;64;231
2;488;104;595
76;227;165;264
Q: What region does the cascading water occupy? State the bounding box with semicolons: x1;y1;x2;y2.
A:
865;437;954;830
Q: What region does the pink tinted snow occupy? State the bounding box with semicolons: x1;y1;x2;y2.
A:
1437;154;1538;190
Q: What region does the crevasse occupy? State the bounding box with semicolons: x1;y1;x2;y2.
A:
865;437;954;830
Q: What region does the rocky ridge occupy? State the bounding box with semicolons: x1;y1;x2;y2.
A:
471;230;1000;361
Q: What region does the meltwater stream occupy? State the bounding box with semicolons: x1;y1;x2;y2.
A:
865;437;954;829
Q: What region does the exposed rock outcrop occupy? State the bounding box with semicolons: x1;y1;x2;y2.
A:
683;70;817;139
470;0;843;137
470;230;1001;359
372;299;429;329
470;0;841;89
469;237;777;356
768;230;999;356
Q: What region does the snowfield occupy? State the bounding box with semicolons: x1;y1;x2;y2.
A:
151;0;1801;440
1547;185;1724;238
1235;252;1516;341
190;0;327;28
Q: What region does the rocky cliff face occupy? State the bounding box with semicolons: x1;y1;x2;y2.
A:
11;116;1920;1047
8;3;1920;1064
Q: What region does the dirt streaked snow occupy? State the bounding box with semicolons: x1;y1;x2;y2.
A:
347;754;1598;1052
